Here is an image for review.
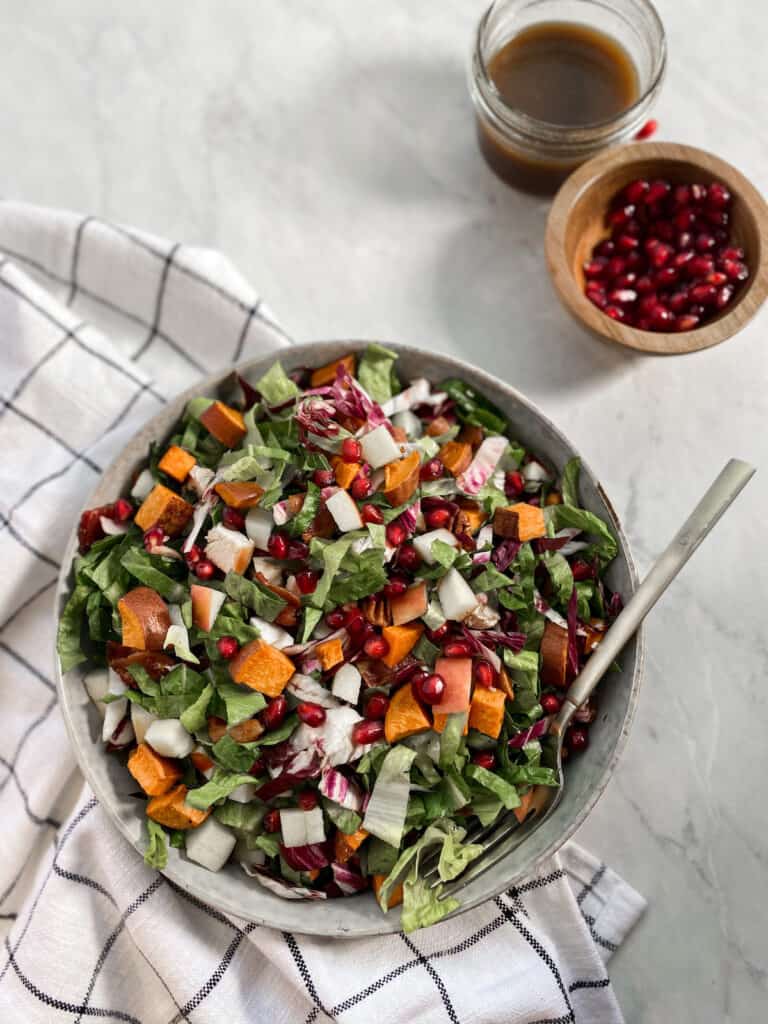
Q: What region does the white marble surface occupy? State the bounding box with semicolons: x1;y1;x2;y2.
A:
3;0;767;1019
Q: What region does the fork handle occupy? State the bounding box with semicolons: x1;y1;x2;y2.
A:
553;458;755;735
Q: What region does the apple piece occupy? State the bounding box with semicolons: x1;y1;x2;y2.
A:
432;657;472;713
130;468;155;502
279;808;308;848
118;587;171;651
190;584;226;633
251;556;283;585
389;581;428;626
245;507;273;550
144;718;195;758
205;524;255;575
360;425;401;469
249;615;293;650
325;489;363;533
185;816;237;872
412;528;459;566
131;704;158;746
331;663;362;704
228;783;258;804
83;668;109;717
437;568;478;622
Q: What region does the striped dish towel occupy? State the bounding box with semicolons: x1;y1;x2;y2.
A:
0;202;646;1024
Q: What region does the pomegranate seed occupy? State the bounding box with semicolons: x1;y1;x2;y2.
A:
262;695;288;731
644;180;671;205
723;260;749;282
571;559;594;581
313;468;335;487
673;250;694;269
113;498;133;522
704;272;728;287
143;526;166;551
690;283;718;305
473;661;495;688
341;438;362;463
719;246;744;262
396;544;421;571
420;458;443;482
625;251;643;271
566;725;590;753
650;305;674;330
359;502;383;525
350;476;372;500
385;522;407;547
298;790;318;811
673;208;695;232
671;184;691;210
586;290;607;310
624;178;649;204
649;242;673;269
690;183;707;203
653;267;678;288
471;751;496;770
364;694;390;720
325;608;346;629
604;305;626;321
263;809;281;833
715;285;734;309
268;532;289;559
605;256;626;278
613;272;637;289
583;258;608;279
427;623;450;642
615;233;639;252
217;636;240;660
424;507;452;529
443;639;473;658
695;232;716;252
287;539;309;560
222;506;246;531
634;118;657;140
248;757;266;777
194;559;215;580
677;231;693;250
668;290;689;314
296;702;326;727
595;239;616;258
185;544;203;566
687;255;714;278
652;220;675;243
296;570;319;595
344;607;365;632
413;673;446;705
674;314;701;331
540;693;563;715
608;288;637;305
364;635;390;660
635;275;654;294
608;204;635;228
688;304;706;319
383;577;408;598
636;317;652;331
352;719;385;745
706;182;731;208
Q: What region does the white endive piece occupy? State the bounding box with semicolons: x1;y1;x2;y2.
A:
145;718;195;758
360;424;401;468
185;817;237;872
437;568;478;622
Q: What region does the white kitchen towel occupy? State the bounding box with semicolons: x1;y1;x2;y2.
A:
0;202;646;1024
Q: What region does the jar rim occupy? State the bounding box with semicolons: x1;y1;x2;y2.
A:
472;0;667;142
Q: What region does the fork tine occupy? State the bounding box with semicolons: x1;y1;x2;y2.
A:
419;817;503;884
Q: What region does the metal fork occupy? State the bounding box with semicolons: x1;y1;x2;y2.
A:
422;458;755;902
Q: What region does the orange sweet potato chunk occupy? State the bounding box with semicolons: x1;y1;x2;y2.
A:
455;500;487;537
372;873;403;908
229;718;265;743
118;587;171;651
383;451;420;506
492;503;546;542
310;354;356;388
334;827;369;864
158;445;197;483
128;743;182;796
333;459;361;490
229;639;295;697
316;638;344;671
199;400;247;448
384;682;431;743
146;784;210;830
540;621;569;689
439;441;473;477
190;750;214;774
134;483;194;536
426;416;453;438
389;581;428;627
381;623;424;668
468;687;506;739
497;666;515;701
513;787;537;825
214;481;265;509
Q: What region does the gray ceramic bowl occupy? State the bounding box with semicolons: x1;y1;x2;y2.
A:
55;340;643;936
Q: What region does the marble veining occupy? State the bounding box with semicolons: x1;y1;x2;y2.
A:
1;0;766;1019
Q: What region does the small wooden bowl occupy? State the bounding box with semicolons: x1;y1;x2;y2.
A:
545;142;768;354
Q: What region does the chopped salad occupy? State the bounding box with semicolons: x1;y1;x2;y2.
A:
58;345;621;931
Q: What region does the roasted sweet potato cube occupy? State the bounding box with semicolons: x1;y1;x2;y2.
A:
309;354;356;388
146;784;210;830
493;502;546;542
334;827;368;864
229;718;265;743
457;424;484;449
134;484;194;536
384;683;431;743
333;459;361;490
455;499;487;537
381;623;424;667
432;712;468;735
497;666;515;701
229;639;295;697
199;400;246;448
372;873;403;908
118;587;171;651
128;743;182;796
213;481;265;509
207;716;228;743
383;451;420;506
540;621;569;689
158;445;196;482
426;416;454;438
439;441;473;477
468;687;506;738
316;638;344;671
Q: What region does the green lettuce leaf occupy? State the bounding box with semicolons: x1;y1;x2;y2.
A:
288;483;320;538
439;378;507;434
144;819;168;869
153;664;207;718
254;833;281;858
471;564;512;592
438;712;467;770
551;504;617;563
401;875;458;932
57;583;91;671
322;798;362;835
541;551;574;606
179;681;213;734
465;764;521;809
310;538;351;608
185;396;214;421
438;827;484;881
357;343;399;403
561;457;581;507
185;769;256;810
120;547;187;602
365;837;400;876
216;680;267;725
412;634;440;668
299;605;324;644
362;745;417;847
223;572;286;622
255;362;299;406
214;800;265;832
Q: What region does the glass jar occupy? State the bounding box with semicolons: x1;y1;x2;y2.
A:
469;0;666;194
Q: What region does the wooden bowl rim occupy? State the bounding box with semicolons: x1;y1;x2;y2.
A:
545;141;768;355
